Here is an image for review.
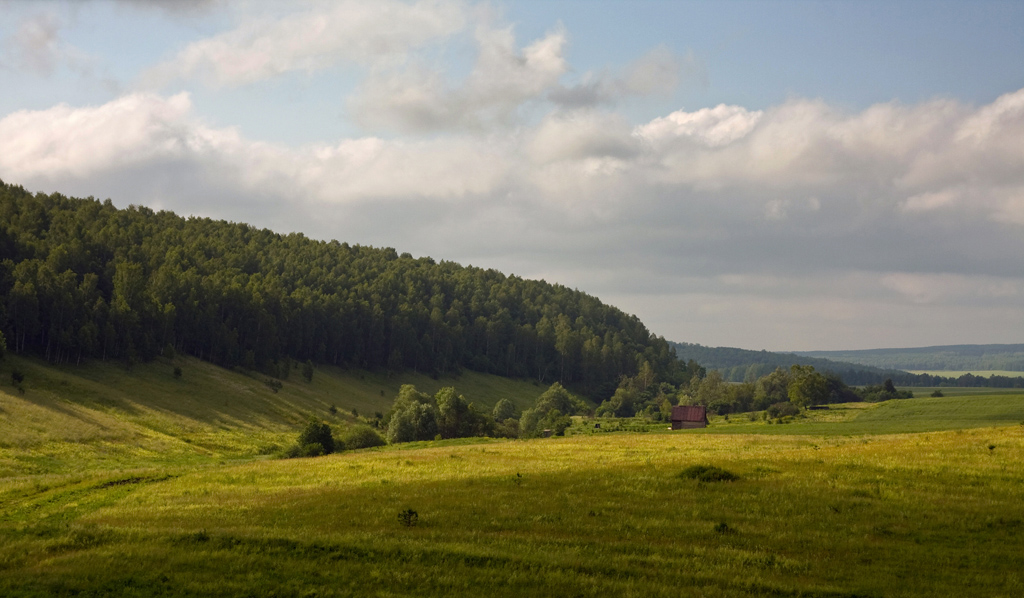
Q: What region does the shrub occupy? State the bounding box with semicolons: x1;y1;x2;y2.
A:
342;425;386;450
680;465;739;482
931;390;944;397
284;443;326;458
398;508;418;527
12;370;25;385
264;378;282;393
173;366;182;379
297;418;335;454
767;402;799;419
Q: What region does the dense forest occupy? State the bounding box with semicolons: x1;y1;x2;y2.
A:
0;180;690;400
672;342;1024;389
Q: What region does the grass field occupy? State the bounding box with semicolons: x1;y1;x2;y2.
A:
1;357;1023;596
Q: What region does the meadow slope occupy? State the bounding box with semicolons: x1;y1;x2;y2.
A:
1;357;1023;596
0;354;547;476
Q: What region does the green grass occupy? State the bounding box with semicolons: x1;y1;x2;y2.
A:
1;427;1022;596
689;394;1024;436
900;385;1022;397
2;356;1023;596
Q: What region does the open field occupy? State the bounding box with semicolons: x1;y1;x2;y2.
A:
2;424;1023;597
2;357;1023;596
695;394;1024;436
898;386;1024;397
905;370;1024;378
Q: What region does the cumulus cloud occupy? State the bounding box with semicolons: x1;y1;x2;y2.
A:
141;0;466;88
549;46;704;109
350;23;568;132
0;92;508;206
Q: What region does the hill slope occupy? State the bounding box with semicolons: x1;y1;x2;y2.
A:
669;341;910;384
0;354;547;477
796;344;1024;371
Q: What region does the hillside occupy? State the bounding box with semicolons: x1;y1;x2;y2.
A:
669;341;909;384
671;342;1024;388
796;344;1024;372
0;180;689;401
0;353;548;477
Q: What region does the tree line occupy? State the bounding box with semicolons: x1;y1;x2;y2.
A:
0;180;690;400
672;342;1024;389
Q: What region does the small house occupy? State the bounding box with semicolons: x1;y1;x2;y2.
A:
670;405;708;430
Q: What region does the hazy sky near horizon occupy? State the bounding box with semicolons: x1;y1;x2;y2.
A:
1;0;1022;351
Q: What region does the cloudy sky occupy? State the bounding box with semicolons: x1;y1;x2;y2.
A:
1;0;1022;351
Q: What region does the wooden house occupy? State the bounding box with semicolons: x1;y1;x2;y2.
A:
670;405;708;429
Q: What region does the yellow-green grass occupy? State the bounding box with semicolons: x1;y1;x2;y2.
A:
905;370;1024;378
1;427;1022;597
0;354;547;476
900;386;1021;397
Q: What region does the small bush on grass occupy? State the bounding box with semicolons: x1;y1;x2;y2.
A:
342;425;386;450
680;465;739;482
767;402;800;419
398;508;418;527
285;443;326;458
283;418;336;458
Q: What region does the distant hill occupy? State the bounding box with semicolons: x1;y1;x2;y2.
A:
669;342;909;385
795;345;1024;372
671;342;1024;389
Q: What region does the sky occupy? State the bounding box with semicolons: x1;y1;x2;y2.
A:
1;0;1022;352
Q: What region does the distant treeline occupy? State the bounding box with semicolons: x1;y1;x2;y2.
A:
0;180;689;400
796;345;1024;372
671;342;1024;389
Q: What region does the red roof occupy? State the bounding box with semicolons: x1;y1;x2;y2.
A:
671;405;707;422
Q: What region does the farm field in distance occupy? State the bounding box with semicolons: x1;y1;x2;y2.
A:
1;358;1023;596
905;370;1024;378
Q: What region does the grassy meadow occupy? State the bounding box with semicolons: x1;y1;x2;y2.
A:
1;356;1023;596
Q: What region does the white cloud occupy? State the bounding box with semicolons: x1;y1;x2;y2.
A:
350;24;568;132
548;45;700;108
0;91;507;204
141;0;467;88
635;103;763;148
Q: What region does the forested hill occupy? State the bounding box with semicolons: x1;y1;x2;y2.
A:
0;180;686;400
671;342;1024;388
670;342;915;385
795;345;1024;372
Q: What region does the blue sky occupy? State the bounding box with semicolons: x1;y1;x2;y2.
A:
1;0;1023;351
